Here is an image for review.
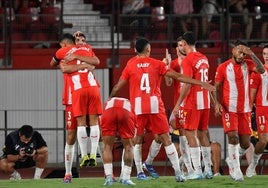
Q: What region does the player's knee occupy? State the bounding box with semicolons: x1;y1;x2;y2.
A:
228;135;239;144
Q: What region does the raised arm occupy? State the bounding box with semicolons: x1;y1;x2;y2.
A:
163;48;173;86
242;46;265;73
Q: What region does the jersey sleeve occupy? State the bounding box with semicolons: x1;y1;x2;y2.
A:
159;60;169;76
120;59;132;81
4;134;17;155
34;131;47;149
169;59;177;70
55;48;65;60
246;59;256;73
181;58;193;77
250;72;260;89
214;64;224;83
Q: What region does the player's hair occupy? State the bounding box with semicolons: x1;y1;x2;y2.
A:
135;37;149;53
19;125;33;138
234;39;248;47
177;36;183;42
263;44;268;49
58;33;75;44
74;31;86;39
181;31;196;45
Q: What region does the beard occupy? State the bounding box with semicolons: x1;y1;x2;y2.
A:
179;50;186;56
233;56;243;64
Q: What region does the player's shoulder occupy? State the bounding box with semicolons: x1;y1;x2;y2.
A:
77;44;93;51
244;58;254;65
218;59;232;68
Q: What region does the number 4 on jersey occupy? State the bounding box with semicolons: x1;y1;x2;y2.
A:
140;73;151;93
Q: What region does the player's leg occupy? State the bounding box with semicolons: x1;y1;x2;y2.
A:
102;135;115;186
143;137;161;178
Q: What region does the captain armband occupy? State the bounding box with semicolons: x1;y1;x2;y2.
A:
53;56;61;65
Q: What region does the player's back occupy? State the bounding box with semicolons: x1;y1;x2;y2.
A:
121;56;168;114
182;51;210;109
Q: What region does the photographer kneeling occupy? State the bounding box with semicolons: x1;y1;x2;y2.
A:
1;125;48;180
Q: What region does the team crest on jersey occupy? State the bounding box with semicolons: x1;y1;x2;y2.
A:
67;120;72;128
260;125;265;131
227;64;233;72
226;122;230;128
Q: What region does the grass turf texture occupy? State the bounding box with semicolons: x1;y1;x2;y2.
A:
0;176;268;188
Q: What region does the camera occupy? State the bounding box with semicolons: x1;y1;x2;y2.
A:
24;146;34;155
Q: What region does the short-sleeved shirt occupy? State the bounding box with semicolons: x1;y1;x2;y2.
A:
181;51;210;110
250;67;268;107
62;74;72;105
250;67;268;134
55;45;99;92
120;56;168;115
4;130;47;156
101;97;136;139
169;57;183;105
54;44;97;105
120;56;171;135
215;58;255;113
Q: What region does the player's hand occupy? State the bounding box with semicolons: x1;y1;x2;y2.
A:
201;81;216;91
64;53;76;63
84;64;95;71
172;105;180;118
214;102;223;116
162;48;171;66
243;47;253;55
237;45;253;55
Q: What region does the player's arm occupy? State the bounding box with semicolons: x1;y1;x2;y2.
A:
64;53;100;66
164;75;173;86
242;46;265;73
165;70;215;91
59;62;95;73
50;56;60;67
163;49;173;86
213;81;223;116
250;87;257;104
109;79;128;98
172;83;190;116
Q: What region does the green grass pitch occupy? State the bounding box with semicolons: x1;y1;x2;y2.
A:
1;175;268;188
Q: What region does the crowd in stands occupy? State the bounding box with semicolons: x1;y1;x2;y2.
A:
1;0;267;48
0;0;57;12
117;0;268;46
0;0;64;48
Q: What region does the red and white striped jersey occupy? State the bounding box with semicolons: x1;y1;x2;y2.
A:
250;67;268;107
215;58;256;112
169;57;184;105
104;97;132;112
62;73;72;105
56;44;99;92
181;51;210;110
120;56;168;115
